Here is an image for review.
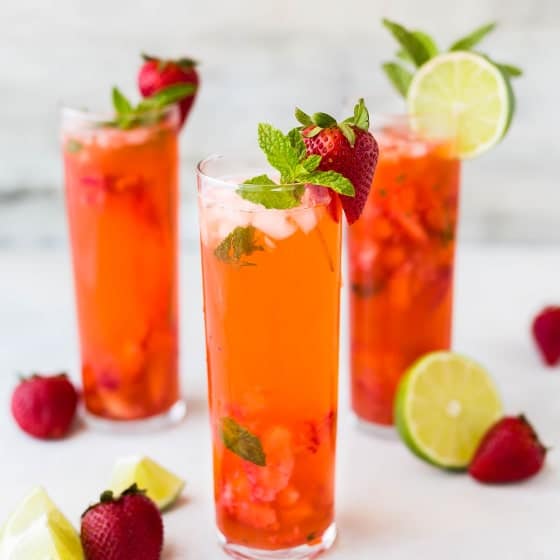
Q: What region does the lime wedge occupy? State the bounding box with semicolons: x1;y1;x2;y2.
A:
110;456;185;511
0;487;84;559
395;351;503;469
407;51;513;158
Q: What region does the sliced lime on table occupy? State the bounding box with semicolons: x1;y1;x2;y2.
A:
395;351;503;469
110;456;185;511
0;487;84;559
407;51;513;158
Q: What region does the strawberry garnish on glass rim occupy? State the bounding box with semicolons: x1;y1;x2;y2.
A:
237;98;378;225
295;99;379;224
138;53;199;128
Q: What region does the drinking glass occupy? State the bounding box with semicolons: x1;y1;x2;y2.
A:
61;105;185;426
197;155;341;558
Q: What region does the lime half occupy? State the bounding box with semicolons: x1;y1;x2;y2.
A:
0;487;84;559
395;351;503;469
407;51;513;158
110;456;185;511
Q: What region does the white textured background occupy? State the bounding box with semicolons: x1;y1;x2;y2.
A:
0;0;559;243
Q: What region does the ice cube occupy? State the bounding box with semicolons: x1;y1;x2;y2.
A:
252;210;297;240
289;207;317;234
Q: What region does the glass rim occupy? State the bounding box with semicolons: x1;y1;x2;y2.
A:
60;103;179;127
196;154;306;191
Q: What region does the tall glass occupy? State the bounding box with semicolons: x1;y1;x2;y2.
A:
61;106;184;424
197;156;341;559
348;115;460;431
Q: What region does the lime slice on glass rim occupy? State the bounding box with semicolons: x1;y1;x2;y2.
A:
407;51;514;158
110;456;185;511
395;351;503;470
0;487;84;559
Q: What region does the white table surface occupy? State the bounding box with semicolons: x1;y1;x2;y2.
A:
1;244;559;559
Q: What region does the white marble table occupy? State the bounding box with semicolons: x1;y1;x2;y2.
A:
1;244;559;559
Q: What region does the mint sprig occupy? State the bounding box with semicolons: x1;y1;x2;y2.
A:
220;417;266;466
108;83;196;129
381;20;522;98
236;101;368;211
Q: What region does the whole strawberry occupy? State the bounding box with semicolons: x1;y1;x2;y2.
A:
11;373;78;439
138;54;198;127
81;484;163;560
532;306;560;366
469;415;547;484
296;99;379;224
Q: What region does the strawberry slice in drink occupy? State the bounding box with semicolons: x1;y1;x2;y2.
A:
243;426;295;502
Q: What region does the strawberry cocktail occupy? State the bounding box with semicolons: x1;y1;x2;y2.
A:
197;101;377;558
349;116;460;427
62;80;194;423
348;19;523;431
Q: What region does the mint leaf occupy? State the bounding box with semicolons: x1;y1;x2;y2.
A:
220;417;266;466
382;19;431;67
287;127;306;161
239;175;302;210
306;170;355;196
112;87;133;115
495;62;523;78
258;123;301;183
295;107;313;126
108;83;195;129
243;174;277;186
65;139;83;154
382;62;413;97
396;30;438;63
214;226;263;265
300;154;321;173
450;22;496;51
138;83;196;110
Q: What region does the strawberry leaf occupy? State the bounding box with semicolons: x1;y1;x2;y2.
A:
382;19;431;67
339;122;356;146
295;107;313;126
382;62;413;98
312;112;337;128
450;22;496;51
303;126;322;138
351;98;370;131
306;170;355;196
221;417;266;466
